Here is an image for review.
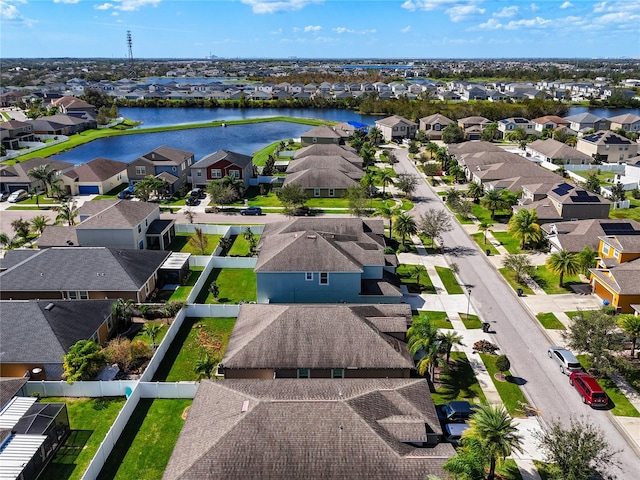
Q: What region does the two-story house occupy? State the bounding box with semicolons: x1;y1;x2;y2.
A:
299;125;343;146
607;113;640;133
497;117;536;138
563;113;611;133
375;115;417;142
418;113;453;140
127;146;195;194
0;120;36;150
576;131;638;163
531;115;572;134
190;149;253;190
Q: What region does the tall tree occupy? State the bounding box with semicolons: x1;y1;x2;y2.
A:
502;253;533;284
467;182;484;204
10;218;30;240
478;221;492;245
439;330;464;364
189;227;209;255
618;314;640;357
207;182;238;210
481;189;510;220
546;249;580;288
466;404;523;480
395;172;419;198
441;123;465;144
54;200;79;226
346;184;370;217
30;215;52;235
376;169;395;197
27;164;58;197
507;208;542;249
367;126;383;145
276;183;308;212
407;316;440;380
585;173;601;194
610;182;626;202
372;201;400;239
418;208;453;247
577;245;598;276
394;212;417;245
62;340;105;384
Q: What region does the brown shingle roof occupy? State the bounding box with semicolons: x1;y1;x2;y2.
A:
64;158;126;182
78;200;158;229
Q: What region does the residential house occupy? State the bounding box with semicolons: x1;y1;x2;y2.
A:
563;113;611;134
282;167;359;198
497;117;536;138
375;115;418;142
300;125;343;146
0;120;36;150
294;143;362;167
0;157;74;194
127;146;195;194
576;131;638;163
29;114;96;135
542;219;640;253
0;90;26;107
190;150;253;189
61;157;128;195
608;114;640;133
526;138;593;165
221;303;414;379
589;232;640;313
163;379;453;480
531;115;572;134
285;155;364;180
418;114;453;140
0;299;116;379
254;218;402;304
0;247;170;302
515;182;611;223
615;156;640;189
48;96;96;118
457;116;491;140
36;200;176;250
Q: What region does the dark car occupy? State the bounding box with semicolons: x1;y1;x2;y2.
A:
240;206;262;216
185;196;199;206
291;206;315;216
189;188;206;199
437;401;475;423
569;372;608;408
0;192;9;201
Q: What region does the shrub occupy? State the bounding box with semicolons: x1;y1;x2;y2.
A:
473;340;498;354
495;355;511;373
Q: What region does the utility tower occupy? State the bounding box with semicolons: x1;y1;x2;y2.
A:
126;30;135;79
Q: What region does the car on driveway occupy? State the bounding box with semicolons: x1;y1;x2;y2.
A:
0;192;9;201
240;206;262;216
444;423;470;446
437;401;475;423
548;346;583;375
7;189;29;203
185;196;199;206
569;372;608;408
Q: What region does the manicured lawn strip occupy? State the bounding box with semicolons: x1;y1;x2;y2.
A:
6;205;54;210
197;268;257;304
155;267;203;303
491;231;522;254
531;266;586;295
400;199;414;211
536;313;566;330
431;352;488;404
471;232;500;255
93;184;129;200
39;397;126;480
610;204;640;222
152;317;236;382
459;313;482;329
479;353;528;417
455;213;474;224
14;195;58;205
435;266;463;294
414;310;453;329
96;399;191;480
170;232;221;255
397;263;436;294
499;267;535;295
576;355;640;417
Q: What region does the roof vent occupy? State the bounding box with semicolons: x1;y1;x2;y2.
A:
241;400;249;413
306;235;317;239
44;303;55;311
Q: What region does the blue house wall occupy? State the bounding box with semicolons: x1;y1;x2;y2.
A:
257;271;361;303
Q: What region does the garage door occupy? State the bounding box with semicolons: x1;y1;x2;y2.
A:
78;185;100;195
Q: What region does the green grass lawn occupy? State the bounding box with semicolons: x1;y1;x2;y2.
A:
491;231;522;254
132;320;170;347
15;195;58;205
431;352;488;404
154;267;203;303
459;313;482;329
471;203;512;224
413;310;453;329
435;266;463;294
195;268;257;304
399;199;414;211
535;313;566;330
96;399;191;480
471;232;500;255
152;317;236;381
455;213;474;224
576;355;640;417
93;184;129;200
610;196;640;222
531;266;586;295
39;397;126;480
479;353;529;417
227;233;260;257
397;264;436;294
499;267;535;295
169;232;222;255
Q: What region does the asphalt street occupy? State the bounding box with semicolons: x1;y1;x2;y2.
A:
392;146;640;477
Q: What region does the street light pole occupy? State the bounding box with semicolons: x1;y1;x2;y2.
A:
466;287;472;318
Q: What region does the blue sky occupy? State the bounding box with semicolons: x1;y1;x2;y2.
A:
1;0;639;59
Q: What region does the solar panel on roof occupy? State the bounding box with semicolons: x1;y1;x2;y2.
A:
602;223;640;235
552;182;574;196
570;193;600;202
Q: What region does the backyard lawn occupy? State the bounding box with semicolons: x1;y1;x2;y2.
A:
535;313;566;330
152;316;236;382
413;310;452;329
39;397;126;480
479;353;529;417
169;232;222;255
227;233;260;257
435;266;463;294
431;352;488;405
155;267;203;303
531;266;586;295
397;264;436;294
195;268;256;304
96;399;192;480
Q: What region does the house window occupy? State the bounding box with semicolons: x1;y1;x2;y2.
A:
331;368;344;379
212;169;222;179
602;244;610;256
79;291;88;300
319;272;329;285
117;173;122;181
135;166;146;176
91;332;99;343
107;315;113;331
230;170;240;179
328;188;335;197
196;171;202;177
305;272;313;281
297;368;310;379
68;291;77;300
138;224;142;233
314;188;321;197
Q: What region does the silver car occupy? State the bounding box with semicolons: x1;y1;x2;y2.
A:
548;346;583;375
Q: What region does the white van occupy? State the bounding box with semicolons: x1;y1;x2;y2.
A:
7;189;29;203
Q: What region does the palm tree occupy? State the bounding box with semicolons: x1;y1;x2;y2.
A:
467;404;523;480
393;213;417;246
30;215;52;235
0;232;14;252
507;208;542;250
220;174;244;195
54;200;79;226
111;298;135;332
478;221;492;245
618;314;640;357
577;246;598;276
194;355;217;380
143;322;163;349
27;164;58;197
439;330;464;364
411;264;427;289
377;169;395;197
444;187;462;208
372;201;400;239
481;190;510;220
48;180;67;201
367;126;383;145
467;182;484;204
546;249;580;288
425;141;439;159
407;316;440;380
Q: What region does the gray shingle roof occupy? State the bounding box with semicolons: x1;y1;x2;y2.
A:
542;219;640;252
222;304;413;369
286;155;363;178
282;168;359;189
139;146;194;165
163;379;453;480
528;138;592;162
78;200;158;229
300;125;342;139
0;378;28;410
64;158;127;182
34;226;78;248
590;258;640;295
375;115;417;128
0;247;169;293
192;150;253;169
0;158;74;184
294;144;359;160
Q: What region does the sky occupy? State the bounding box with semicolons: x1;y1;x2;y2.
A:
1;0;639;59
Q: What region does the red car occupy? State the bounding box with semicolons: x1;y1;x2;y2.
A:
569;372;608;408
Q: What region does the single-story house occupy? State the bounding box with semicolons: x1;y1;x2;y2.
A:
0;157;74;194
61;157;128;195
526;138;593;166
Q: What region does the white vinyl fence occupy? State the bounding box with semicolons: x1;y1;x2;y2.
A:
24;380;137;398
185;303;240;317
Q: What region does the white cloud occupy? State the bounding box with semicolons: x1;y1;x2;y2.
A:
333;26;376;35
447;4;485;22
240;0;323;14
304;24;321;32
530;3;539;11
478;18;502;29
560;1;573;9
401;0;461;12
270;28;283;35
400;25;412;33
1;0;35;26
494;6;518;18
504;16;552;29
593;1;607;12
95;0;160;12
334;27;353;34
53;0;81;4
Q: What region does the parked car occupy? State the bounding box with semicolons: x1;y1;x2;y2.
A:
0;192;9;201
548;346;583;375
185;196;199;206
240;206;262;216
7;189;29;203
189;188;206;199
437;401;475;423
117;186;133;199
291;206;316;216
569;372;608;408
444;423;470;446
